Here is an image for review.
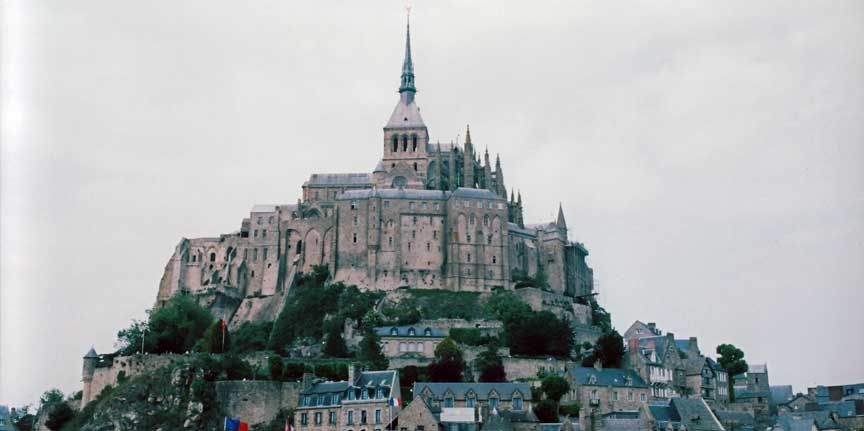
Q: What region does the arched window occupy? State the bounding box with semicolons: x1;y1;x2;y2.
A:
408;327;416;336
390;327;398;336
411;134;418;151
352;233;358;243
392;135;398;152
210;252;216;262
484;214;489;226
402;135;408;152
413;162;418;171
513;395;523;410
296;240;302;254
424;328;432;336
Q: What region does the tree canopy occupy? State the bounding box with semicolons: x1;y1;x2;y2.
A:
717;343;748;402
429;337;465;382
358;328;389;370
476;343;506;382
116;295;212;355
540;375;570;402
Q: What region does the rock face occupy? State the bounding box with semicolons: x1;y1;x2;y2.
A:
76;359;217;431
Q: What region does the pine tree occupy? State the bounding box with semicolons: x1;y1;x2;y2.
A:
358;328;388;370
323;321;349;358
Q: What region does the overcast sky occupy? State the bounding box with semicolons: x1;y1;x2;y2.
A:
2;0;863;407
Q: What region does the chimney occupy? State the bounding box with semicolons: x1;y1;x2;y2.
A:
302;372;315;390
647;322;656;333
688;337;699;354
348;363;361;384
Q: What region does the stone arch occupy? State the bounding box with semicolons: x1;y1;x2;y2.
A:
302;229;323;273
322;227;336;273
284;229;301;256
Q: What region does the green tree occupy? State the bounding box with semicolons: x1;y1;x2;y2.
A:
283;362;310;381
476;343;506;382
268;265;346;353
401;366;420;388
197;319;230;353
39;389;64;408
269;354;284;381
429;337;465;382
534;399;559;423
540;375;570;403
323;320;350;358
45;402;74;431
583;330;625;368
231;321;272;353
121;295;212;354
717;343;748;402
221;354;253;380
508;311;573;357
358;328;389;370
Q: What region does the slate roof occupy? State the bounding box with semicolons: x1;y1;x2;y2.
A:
352;370;397;389
567;367;649;388
375;325;447;338
714;410;755;427
775;416;817;431
304;173;374;187
820;400;857;418
386;98;426;129
339;188;450;200
84;347;98;358
414;382;532;401
451;188;504;200
669;398;724;431
771;385;795;405
749;364;768;374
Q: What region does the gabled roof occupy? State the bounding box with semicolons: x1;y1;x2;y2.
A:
84;347;98;358
567;367;649;388
302;381;351;395
669;398;724;431
414;382;532;401
304;173;373;187
352;370;397;389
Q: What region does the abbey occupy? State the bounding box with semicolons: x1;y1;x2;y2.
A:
155;21;594;320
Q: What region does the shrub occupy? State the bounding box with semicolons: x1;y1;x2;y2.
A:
45;402;74;430
282;362;310;381
358;328;389;370
231;321;272;353
220;354;252;380
540;375;570;402
269;355;284;380
559;403;580;417
534;399;559;423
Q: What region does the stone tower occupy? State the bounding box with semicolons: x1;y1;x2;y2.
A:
81;347;98;406
376;16;430;189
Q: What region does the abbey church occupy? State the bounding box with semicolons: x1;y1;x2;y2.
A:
155;21;595;323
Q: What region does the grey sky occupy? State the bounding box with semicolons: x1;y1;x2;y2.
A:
2;0;862;407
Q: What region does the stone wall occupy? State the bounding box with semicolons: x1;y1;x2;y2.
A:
502;357;570;381
215;380;302;427
84;354;186;406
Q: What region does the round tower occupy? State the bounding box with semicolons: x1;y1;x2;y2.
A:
81;347;98;406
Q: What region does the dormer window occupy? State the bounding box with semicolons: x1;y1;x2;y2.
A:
424;328;432;336
513;395;523;410
408;327;416;336
390;327;398;336
444;396;454;408
588;375;598;385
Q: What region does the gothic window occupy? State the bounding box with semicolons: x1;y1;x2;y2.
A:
296;240;302;253
253;248;258;261
408;242;411;251
413;162;418;171
263;248;268;260
411;134;418;151
487;235;493;245
402;135;408;152
353;233;358;243
426;243;430;251
262;230;267;238
392;135;399;152
210;252;216;262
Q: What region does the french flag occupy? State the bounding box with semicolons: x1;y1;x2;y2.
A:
225;417;249;431
389;397;402;408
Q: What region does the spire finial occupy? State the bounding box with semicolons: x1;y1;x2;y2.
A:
398;7;416;98
557;202;567;229
465;124;472;145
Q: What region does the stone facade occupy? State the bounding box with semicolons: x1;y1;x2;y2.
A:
413;382;532;413
216;380;302;427
376;325;446;360
389;397;442;431
153;18;595;329
296;369;402;431
562;364;651;417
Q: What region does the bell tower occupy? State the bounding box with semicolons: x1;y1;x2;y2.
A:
376;12;430;189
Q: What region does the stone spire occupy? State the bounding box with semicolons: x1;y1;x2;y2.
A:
557;202;567;229
495;153;506;198
517;190;524;227
398;14;416;102
483;148;493;191
448;143;456;191
463;125;474;188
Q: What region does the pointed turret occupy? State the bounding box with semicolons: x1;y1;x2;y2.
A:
463;125;474;188
448;142;456;191
483;148;493;191
516;191;524;227
557;202;567;230
495;153;506;198
385;15;425;129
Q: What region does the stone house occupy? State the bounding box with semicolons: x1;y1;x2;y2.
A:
413;382;532;414
623;334;687;400
561;363;651;417
777;394;817;414
685;357;728;406
376;326;446;361
388;397;444;431
623;321;663;341
296;368;401;431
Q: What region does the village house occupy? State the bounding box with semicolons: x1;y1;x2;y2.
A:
296;368;401;431
376;326;447;361
413;382;532;414
561;362;651;417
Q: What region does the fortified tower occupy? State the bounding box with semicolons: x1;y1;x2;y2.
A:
81;347;98;406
